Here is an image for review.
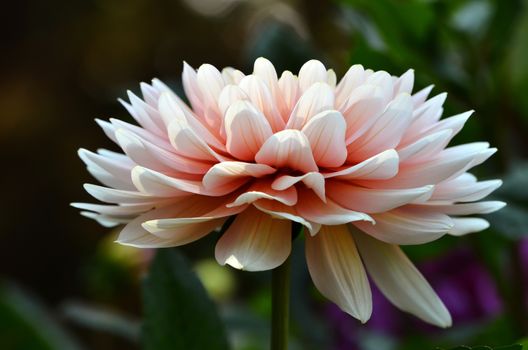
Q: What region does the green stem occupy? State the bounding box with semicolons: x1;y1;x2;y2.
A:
271;254;291;350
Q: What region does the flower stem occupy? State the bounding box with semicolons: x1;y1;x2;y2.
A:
271;254;291;350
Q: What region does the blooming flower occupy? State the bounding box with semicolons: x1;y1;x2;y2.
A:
73;58;504;327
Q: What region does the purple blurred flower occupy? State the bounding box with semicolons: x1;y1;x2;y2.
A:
325;247;503;349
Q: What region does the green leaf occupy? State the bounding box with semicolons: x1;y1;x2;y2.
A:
487;163;528;238
437;345;523;350
142;249;230;350
0;282;83;350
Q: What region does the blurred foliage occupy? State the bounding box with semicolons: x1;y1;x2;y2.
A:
0;282;82;350
142;249;230;350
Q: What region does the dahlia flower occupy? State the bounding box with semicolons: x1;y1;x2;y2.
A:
73;58;504;327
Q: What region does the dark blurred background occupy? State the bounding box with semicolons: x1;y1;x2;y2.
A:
1;0;528;349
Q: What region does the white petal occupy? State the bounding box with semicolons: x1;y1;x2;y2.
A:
158;92;225;151
340;84;386;144
215;207;291;271
141;196;245;239
272;172;326;202
347;93;413;161
182;62;204;115
424;201;506;215
253;200;321;235
296;190;373;226
227;180;297;207
397;130;452;163
298;59;328;91
167;118;228;162
116;207;224;248
286;82;334;130
323;149;399;180
253;57;285;112
305;225;372;322
301;110;347;168
393;69;414;95
335;64;365;108
83;183;165;204
327;182;433;214
411;85;434;107
225;100;273;161
278;70;299;117
115;128;211;174
203;161;276;190
217;85;248;116
239;75;285;131
71;202;153;216
352;207;452;245
131;166;219;197
354;231;452;327
448;217;489;236
255;129;318;173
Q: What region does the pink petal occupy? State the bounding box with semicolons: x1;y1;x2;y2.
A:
182;62;204;116
295;189;373;226
131;166;232;197
78;148;135;190
340;84;386;144
305;225;372;322
360;144;491;189
225;100;273;161
255;129;318;173
253;200;321;235
227;179;298;207
327;181;433;214
215;207;291;271
119;91;164;136
115;128;211;175
272;172;326;202
203;161;275;190
301;110;347;168
352;207;452;245
286;82;334;130
167;118;229;162
83;183;168;204
142;196;246;239
217;85;248;116
239;75;285;132
323;149;399;180
354;231;452;327
277;70;300;119
116;206;225;248
335;64;365;108
221;67;245;84
158;92;225;151
298;59;328;91
253;57;286;113
347;93;413;162
397;130;452;163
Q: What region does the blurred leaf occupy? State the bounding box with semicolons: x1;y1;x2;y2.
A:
0;282;83;350
142;249;230;350
61;300;140;342
487;163;528;238
437;344;522;349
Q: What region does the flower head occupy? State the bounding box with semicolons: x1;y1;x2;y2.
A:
73;58;504;327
